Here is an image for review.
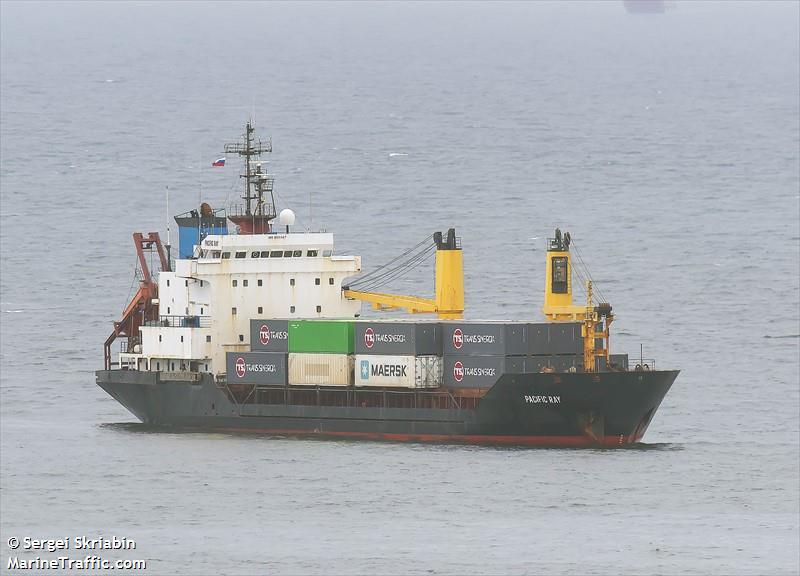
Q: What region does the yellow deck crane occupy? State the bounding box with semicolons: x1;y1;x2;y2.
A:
542;228;614;372
342;229;464;319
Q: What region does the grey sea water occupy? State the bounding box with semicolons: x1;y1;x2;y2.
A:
1;2;798;574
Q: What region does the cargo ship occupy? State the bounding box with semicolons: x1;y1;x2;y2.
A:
96;121;678;447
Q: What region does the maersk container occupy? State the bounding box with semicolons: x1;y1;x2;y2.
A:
250;319;289;352
354;354;442;388
442;355;525;388
288;320;355;354
441;322;528;356
226;351;287;385
287;353;354;386
354;321;442;356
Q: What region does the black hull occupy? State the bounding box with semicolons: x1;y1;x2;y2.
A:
96;369;678;447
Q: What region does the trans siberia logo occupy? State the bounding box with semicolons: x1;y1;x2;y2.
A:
360;360;370;379
364;327;375;349
453;361;464;382
364;326;406;349
234;356;277;379
453;328;463;349
235;357;246;378
453;360;495;382
258;324;287;346
452;327;495;349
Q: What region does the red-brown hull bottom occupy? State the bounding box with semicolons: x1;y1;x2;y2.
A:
209;427;640;447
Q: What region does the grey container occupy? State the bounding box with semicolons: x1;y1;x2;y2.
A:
603;353;629;371
250;319;289;352
528;322;583;354
609;354;629;370
442;355;526;388
442;323;528;356
226;351;287;385
354;322;442;356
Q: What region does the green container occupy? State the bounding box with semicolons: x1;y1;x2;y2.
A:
288;320;355;354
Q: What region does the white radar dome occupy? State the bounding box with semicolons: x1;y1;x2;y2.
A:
279;208;296;226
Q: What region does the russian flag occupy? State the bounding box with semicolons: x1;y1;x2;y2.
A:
212;157;226;167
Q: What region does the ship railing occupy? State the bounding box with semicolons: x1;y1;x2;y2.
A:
216;381;466;411
228;202;276;220
145;315;211;328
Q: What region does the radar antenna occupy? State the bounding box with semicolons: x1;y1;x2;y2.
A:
223;120;277;234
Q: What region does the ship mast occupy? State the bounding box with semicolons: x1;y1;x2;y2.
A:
224;120;277;233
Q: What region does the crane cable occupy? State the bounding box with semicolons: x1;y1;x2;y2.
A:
570;239;609;304
350;243;435;292
347;234;436;292
356;246;437;293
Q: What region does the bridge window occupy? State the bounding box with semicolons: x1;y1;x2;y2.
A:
260;251;269;258
200;280;204;287
315;278;320;285
293;250;302;257
243;280;248;287
283;250;293;257
307;250;318;257
159;335;162;342
258;279;262;287
221;252;230;259
200;307;203;314
251;251;260;258
232;307;237;315
329;278;334;285
180;335;184;343
290;278;295;286
185;280;188;287
167;307;170;314
258;307;263;314
316;305;322;313
166;279;170;287
157;362;160;371
206;335;211;342
235;251;246;259
211;251;220;259
551;256;568;294
232;280;237;287
239;334;244;342
290;306;296;313
270;250;282;257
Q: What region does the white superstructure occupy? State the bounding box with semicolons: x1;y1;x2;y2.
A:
120;231;361;375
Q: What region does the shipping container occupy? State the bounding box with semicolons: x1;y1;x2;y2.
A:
354;321;442;356
354;355;442;388
226;351;287;385
607;354;629;371
250;319;289;352
442;355;525;388
288;353;354;386
441;322;528;356
288;320;355;354
528;323;549;353
609;354;628;370
543;322;584;355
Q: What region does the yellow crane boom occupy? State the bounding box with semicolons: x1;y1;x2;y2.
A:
342;229;464;320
